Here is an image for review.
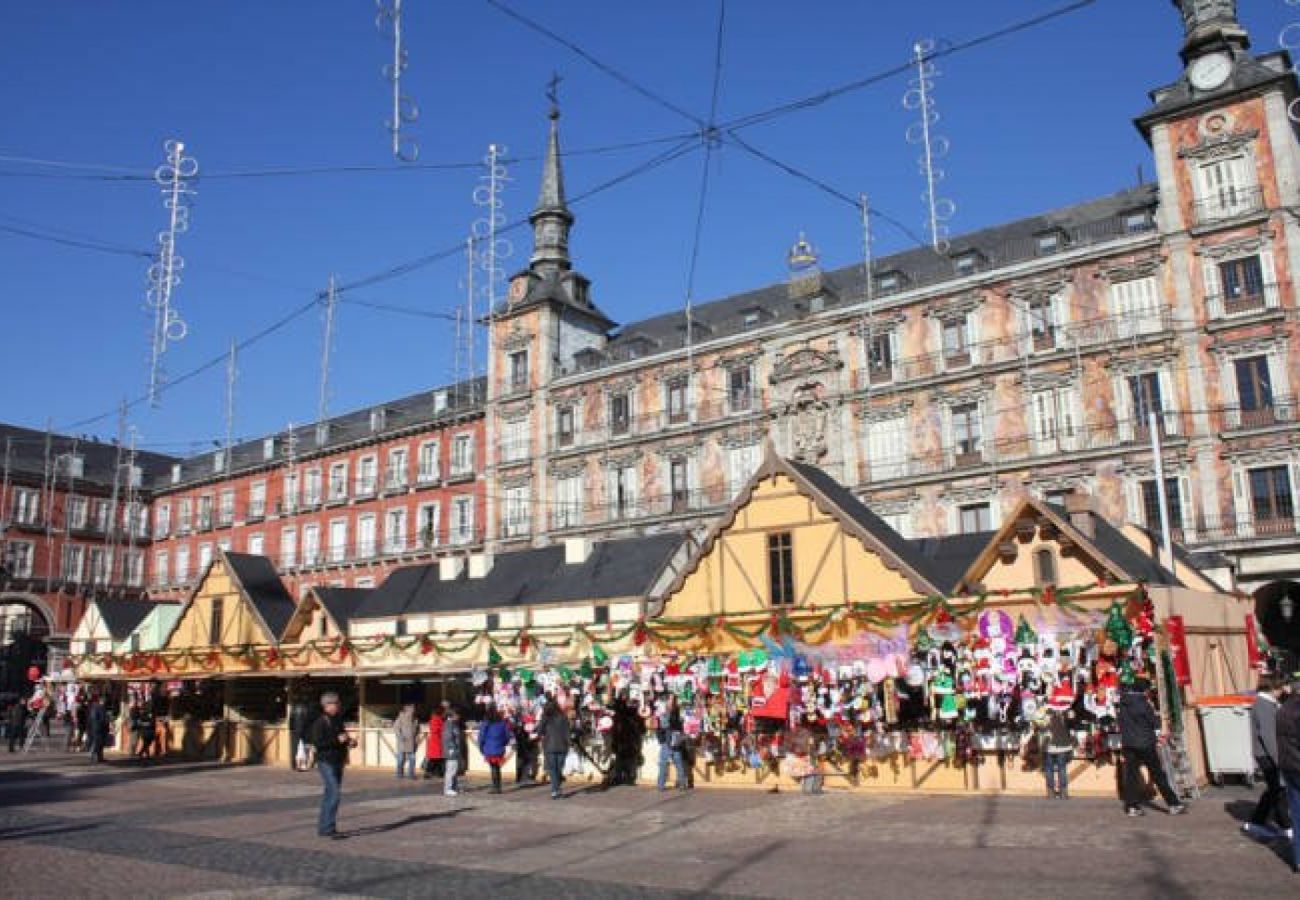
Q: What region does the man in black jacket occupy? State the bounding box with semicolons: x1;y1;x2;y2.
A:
1277;677;1300;873
1245;675;1291;838
308;692;354;838
6;698;27;752
1116;678;1186;817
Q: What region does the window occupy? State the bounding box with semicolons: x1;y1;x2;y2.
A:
485;613;500;632
1234;356;1273;423
670;456;690;512
125;501;146;538
728;366;753;412
509;350;529;391
1034;548;1058;587
315;422;330;447
1036;232;1062;255
1031;388;1079;455
876;272;902;295
386;447;408;490
329;520;348;562
124;551;143;587
198;543;213;572
951;402;983;465
154;552;169;586
767;532;795;607
1044;488;1073;508
213;450;226;473
384;508;406;553
217;537;231;553
954;252;979;276
304;469;322;505
556;406;576;448
209;597;223;646
866;416;909;481
866;332;895;383
369;408;386;433
329;462;348;500
501;419;529;463
418;503;440;547
356;456;377;497
1124;211;1152;233
302;524;321;565
60;545;84;583
13;488;39;525
743;310;761;328
612;465;639;519
7;541;34;578
504;484;531;537
354;577;375;589
609;392;630;436
86;548;107;585
417;441;440;482
356;514;377;558
92;499;109;533
247;533;264;556
263;437;277;461
1196;156;1256;221
281;527;297;568
1141;478;1184;537
666;377;689;425
176;545;190;581
553;475;583;529
219;490;235;525
451;433;474;476
1128;373;1165;434
1218;255;1265;313
1028;298;1057;351
283;472;300;512
249;482;266;519
451;496;475;545
959;503;992;534
726;444;761;497
941;317;971;367
1249;466;1294;527
171;462;182;484
433;389;448;412
127;465;142;488
66;496;87;531
198;495;213;529
1109;276;1163;336
593;604;610;625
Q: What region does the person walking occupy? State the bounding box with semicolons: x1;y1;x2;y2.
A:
478;706;512;794
7;696;28;752
1243;675;1292;839
133;702;156;764
1117;678;1186;817
512;709;538;785
538;698;571;799
307;692;354;839
393;704;419;780
655;696;688;792
1042;706;1074;800
424;703;447;780
1276;675;1300;874
442;707;464;796
86;696;107;763
73;697;88;753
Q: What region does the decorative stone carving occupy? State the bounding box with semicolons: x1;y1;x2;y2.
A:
923;291;984;320
1178;129;1258;162
769;343;842;385
500;325;534;351
1100;255;1163;282
1194;230;1270;260
785;381;832;463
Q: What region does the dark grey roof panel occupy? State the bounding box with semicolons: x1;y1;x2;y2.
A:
1043;504;1181;588
314;587;371;631
906;531;997;595
223;552;298;638
0;423;177;491
96;598;162;641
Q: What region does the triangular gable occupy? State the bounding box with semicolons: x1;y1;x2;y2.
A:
659;446;940;613
161;549;287;650
282;587;361;643
71;601;111;644
954;497;1134;594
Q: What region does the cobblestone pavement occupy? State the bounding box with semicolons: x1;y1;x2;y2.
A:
1;751;1297;898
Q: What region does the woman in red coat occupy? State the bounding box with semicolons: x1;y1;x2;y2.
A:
424;702;447;779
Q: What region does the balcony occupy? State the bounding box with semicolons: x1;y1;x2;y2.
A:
1032;328;1057;352
1206;282;1281;320
354;476;377;499
217;509;234;527
1222;396;1297;431
951;447;985;469
196;514;213;532
246;502;266;522
942;348;973;371
327;480;348;504
383;474;408;495
1173;513;1300;546
1193;185;1265;227
868;362;894;386
416;467;441;485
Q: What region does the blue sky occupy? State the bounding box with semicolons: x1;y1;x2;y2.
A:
1;1;1294;456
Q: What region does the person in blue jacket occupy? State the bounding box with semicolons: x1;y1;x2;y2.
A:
478;706;513;794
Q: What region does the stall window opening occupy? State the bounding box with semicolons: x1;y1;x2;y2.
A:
209;597;223;645
1034;548;1057;587
768;532;795;607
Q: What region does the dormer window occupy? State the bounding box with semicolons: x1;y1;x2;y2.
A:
262;437;277;461
1035;230;1065;255
213;450;226;473
952;250;984;277
573;347;604;371
1123;210;1153;233
171;462;182;484
315;422;330;447
742;308;763;328
875;271;904;296
369;408;387;433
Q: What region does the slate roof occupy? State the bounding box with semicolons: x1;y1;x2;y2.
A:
357;533;684;620
157;376;485;490
0;423;177;491
96;598;162;641
788;460;945;592
223;552;298;638
573;185;1160;372
313;587;371;632
905;532;997;595
1044;504;1182;587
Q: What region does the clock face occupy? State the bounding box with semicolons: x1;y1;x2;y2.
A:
1189;53;1232;91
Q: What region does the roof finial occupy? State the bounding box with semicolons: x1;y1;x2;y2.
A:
546;71;563;120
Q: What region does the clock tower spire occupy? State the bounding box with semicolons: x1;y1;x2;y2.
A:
1172;1;1249;64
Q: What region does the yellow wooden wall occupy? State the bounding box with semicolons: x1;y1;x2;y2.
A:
166;560;271;650
973;524;1106;594
664;473;925;617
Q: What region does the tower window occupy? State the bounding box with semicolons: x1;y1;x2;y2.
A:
509;351;529;391
1034;548;1057;587
767;532;795;607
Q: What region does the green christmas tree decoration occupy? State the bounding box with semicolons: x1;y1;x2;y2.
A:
557;666;573;681
1014;615;1037;646
591;644;609;666
579;658;594;679
488;646;503;667
1119;659;1136;685
1104;601;1133;648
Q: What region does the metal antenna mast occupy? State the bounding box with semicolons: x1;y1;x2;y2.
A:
377;0;419;161
903;41;955;253
145;139;198;406
318;276;338;425
224;339;238;468
473;143;510;551
106;401;126;567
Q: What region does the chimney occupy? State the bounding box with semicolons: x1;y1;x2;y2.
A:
1064;491;1096;540
564;537;593;565
439;557;465;581
468;553;494;579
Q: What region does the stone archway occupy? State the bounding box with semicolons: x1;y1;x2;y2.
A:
0;593;53;696
1253;581;1300;665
